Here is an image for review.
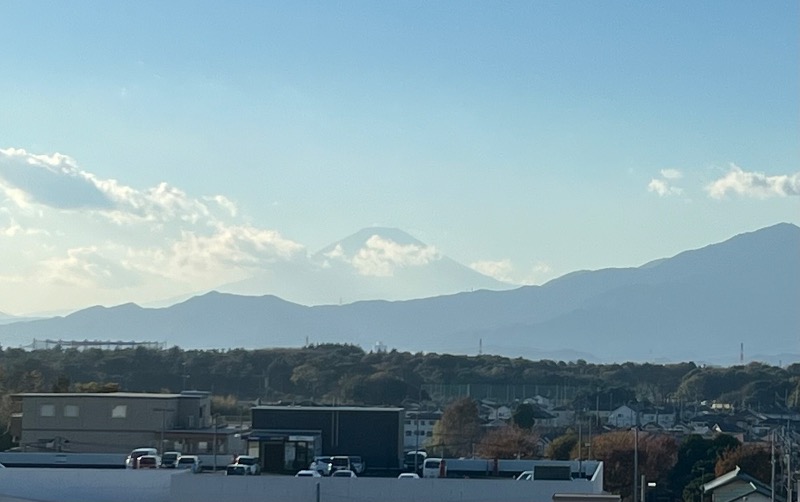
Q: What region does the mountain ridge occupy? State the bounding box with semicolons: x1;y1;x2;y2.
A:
0;223;797;364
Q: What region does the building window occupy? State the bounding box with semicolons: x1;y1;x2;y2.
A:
64;405;79;417
405;431;412;436
111;405;127;418
40;404;55;417
426;431;432;437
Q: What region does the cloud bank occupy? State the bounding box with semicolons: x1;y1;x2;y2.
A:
0;147;305;313
706;165;800;199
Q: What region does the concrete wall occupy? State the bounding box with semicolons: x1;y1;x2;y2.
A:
0;467;604;502
0;468;176;502
170;476;602;502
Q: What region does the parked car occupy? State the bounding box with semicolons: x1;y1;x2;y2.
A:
161;451;180;469
331;469;357;478
233;455;260;475
295;469;322;477
226;464;247;476
309;456;333;476
422;458;445;478
398;472;420;479
125;448;158;469
330;456;351;473
137;455;160;469
176;455;203;473
403;450;427;472
348;455;365;474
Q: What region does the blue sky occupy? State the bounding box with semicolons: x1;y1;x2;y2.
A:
0;1;798;314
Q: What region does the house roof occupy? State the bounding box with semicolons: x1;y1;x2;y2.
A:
702;466;775;499
252;405;403;412
11;392;194;399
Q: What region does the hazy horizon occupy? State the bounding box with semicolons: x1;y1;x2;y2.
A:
0;2;798;315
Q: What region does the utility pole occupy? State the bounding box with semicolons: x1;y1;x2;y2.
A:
634;435;640;502
771;429;776;502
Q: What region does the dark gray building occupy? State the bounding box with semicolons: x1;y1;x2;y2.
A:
247;405;404;474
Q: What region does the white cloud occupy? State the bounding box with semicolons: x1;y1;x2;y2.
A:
351;235;439;277
0;147;308;312
470;259;552;285
0;148;242;226
37;246;141;289
647;168;684;197
706;165;800;199
129;225;305;281
0;148;113;210
0;218;49;237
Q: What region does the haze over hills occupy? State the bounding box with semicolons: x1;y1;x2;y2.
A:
0;223;797;365
216;227;512;305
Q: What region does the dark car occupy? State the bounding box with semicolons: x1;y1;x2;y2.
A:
161;451;180;469
137;455;160;469
226;464;247;476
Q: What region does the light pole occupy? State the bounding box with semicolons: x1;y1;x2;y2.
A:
415;412;420;471
212;414;219;472
153;407;174;453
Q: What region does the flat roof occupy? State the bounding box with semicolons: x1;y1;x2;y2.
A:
252;405;403;412
12;392;202;399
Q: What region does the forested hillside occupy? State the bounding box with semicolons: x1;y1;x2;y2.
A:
1;344;797;409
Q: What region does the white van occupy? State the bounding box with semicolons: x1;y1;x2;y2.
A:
422;457;446;478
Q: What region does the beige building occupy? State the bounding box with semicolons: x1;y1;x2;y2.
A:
11;390;237;455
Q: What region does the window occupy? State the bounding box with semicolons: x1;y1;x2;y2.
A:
426;431;432;437
405;431;412;436
111;405;127;418
64;405;79;417
40;404;55;417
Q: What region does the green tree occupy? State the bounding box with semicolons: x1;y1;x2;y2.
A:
512;403;536;429
667;434;741;502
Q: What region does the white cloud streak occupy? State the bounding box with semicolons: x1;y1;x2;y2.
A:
706;165;800;199
470;259;552;285
351;235;440;277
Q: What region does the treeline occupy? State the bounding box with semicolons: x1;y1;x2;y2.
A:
0;344;798;409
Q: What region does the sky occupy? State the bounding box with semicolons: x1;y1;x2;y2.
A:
0;1;798;316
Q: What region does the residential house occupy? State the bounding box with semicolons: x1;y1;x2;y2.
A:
548;405;576;428
607;404;638;428
639;407;677;429
702;466;783;502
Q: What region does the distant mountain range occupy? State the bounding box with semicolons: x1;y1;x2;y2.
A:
216;227;512;305
0;223;797;365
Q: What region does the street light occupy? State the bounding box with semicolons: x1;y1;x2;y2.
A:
153;407;174;453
